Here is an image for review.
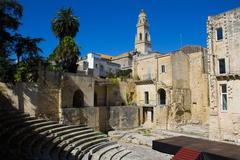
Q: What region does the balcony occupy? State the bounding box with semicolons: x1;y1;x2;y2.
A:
216;71;240;80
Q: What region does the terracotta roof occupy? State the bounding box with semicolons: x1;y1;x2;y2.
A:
112;52;132;60
96;53;113;60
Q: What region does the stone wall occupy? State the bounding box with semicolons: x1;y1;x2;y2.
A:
0;70;61;121
61;73;94;108
61;106;140;132
207;8;240;143
171;51;190;89
134;54;158;81
136;83;156;106
61;107;109;131
189;51;209;124
109;106;140;130
95;79;136;106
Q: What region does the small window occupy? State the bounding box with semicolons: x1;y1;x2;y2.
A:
220;84;227;111
216;27;223;41
139;33;142;41
161;65;166;73
144;92;149;104
95;64;98;68
145;33;148;41
219;59;226;74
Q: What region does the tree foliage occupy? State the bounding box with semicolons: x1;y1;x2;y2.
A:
0;0;43;83
15;34;43;63
51;8;79;41
0;0;23;57
50;8;80;73
49;36;79;73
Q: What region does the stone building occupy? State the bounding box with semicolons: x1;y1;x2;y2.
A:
207;8;240;142
111;52;134;70
131;9;209;130
134;46;209;130
78;52;120;78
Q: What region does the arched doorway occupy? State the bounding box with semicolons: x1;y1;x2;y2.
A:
72;89;84;107
158;88;166;105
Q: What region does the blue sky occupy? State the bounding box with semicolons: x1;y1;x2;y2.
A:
18;0;240;57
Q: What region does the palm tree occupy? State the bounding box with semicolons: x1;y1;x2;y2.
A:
51;8;79;41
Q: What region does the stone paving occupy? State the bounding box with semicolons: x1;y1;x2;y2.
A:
108;126;209;147
119;142;173;160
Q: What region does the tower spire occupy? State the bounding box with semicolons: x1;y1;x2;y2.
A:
135;9;152;54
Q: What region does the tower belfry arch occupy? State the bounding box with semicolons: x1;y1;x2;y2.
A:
135;9;152;54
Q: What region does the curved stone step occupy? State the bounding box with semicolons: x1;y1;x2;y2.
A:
49;129;95;160
96;144;122;160
20;122;61;155
0;114;30;127
77;142;110;160
91;144;121;160
62;135;107;160
34;125;82;158
40;127;93;159
110;150;132;160
108;148;125;160
0;116;36;138
56;132;100;160
119;153;142;160
69;137;108;160
87;141;117;160
53;126;92;138
18;121;58;153
7;121;55;157
27;123;64;155
7;119;50;147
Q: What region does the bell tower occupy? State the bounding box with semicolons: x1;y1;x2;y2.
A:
135;9;152;55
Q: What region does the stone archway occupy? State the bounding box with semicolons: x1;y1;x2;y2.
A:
72;89;84;107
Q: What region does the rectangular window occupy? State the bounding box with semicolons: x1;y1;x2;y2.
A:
216;27;223;41
219;59;226;74
161;65;166;73
144;92;149;104
220;84;227;111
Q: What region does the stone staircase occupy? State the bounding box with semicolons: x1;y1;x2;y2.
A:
0;106;140;160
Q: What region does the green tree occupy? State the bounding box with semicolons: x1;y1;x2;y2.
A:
14;36;43;82
49;36;79;73
51;8;79;41
0;0;23;58
0;0;43;83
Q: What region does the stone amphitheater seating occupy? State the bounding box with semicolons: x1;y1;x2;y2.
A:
0;106;140;160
